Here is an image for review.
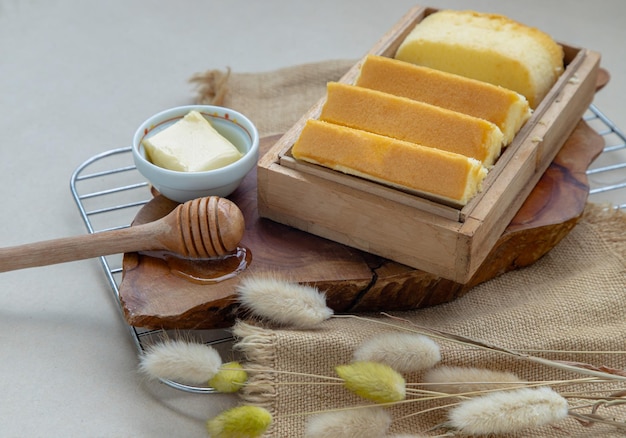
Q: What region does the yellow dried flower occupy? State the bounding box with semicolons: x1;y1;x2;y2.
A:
209;361;248;393
335;361;406;403
206;405;272;438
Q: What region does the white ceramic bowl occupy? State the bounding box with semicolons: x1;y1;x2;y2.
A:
132;105;259;203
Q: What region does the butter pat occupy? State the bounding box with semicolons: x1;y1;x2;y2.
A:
142;110;243;172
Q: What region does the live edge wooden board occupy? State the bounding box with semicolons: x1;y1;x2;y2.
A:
120;119;604;330
119;6;605;330
257;5;600;284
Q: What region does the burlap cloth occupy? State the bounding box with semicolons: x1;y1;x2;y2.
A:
191;62;626;437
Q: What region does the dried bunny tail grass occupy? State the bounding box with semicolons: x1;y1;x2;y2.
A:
208;361;248;393
304;406;392;438
236;272;333;328
335;361;406;404
448;386;568;435
423;366;525;394
354;332;441;373
206;405;272;438
138;339;222;385
379;313;626;382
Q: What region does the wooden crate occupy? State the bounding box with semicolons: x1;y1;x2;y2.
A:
257;5;601;284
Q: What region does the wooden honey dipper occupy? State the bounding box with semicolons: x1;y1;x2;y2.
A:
0;196;245;273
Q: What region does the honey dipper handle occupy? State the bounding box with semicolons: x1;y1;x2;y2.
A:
0;220;171;273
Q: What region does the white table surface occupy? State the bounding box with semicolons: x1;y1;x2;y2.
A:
1;1;625;437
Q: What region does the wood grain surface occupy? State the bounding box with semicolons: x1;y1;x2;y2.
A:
119;118;605;329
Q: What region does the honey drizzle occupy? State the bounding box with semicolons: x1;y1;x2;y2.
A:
140;247;251;284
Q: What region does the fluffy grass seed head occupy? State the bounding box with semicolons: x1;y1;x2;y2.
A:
353;332;441;374
206;405;272;438
335;361;406;404
423;366;525;394
235;273;333;328
448;386;569;435
138;339;222;385
208;361;248;393
304;406;391;438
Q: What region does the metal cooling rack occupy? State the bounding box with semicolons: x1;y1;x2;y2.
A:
584;106;626;208
69;149;233;394
69;104;626;394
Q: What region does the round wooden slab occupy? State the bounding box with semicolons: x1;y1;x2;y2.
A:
118;118;605;330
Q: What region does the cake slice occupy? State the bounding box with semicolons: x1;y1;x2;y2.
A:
394;10;564;108
292;120;488;206
320;82;504;166
355;55;531;145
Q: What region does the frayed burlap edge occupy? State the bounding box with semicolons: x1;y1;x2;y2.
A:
189;68;232;107
232;320;279;435
232;320;290;437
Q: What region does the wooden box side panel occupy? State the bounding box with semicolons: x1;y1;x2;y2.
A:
459;49;600;278
458;142;539;279
258;162;463;278
534;50;601;166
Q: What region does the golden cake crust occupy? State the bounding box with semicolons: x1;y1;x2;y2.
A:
292;120;487;206
394;10;564;108
320;82;503;166
355;55;531;145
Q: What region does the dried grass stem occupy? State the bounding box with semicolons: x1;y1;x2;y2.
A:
337;313;626;382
